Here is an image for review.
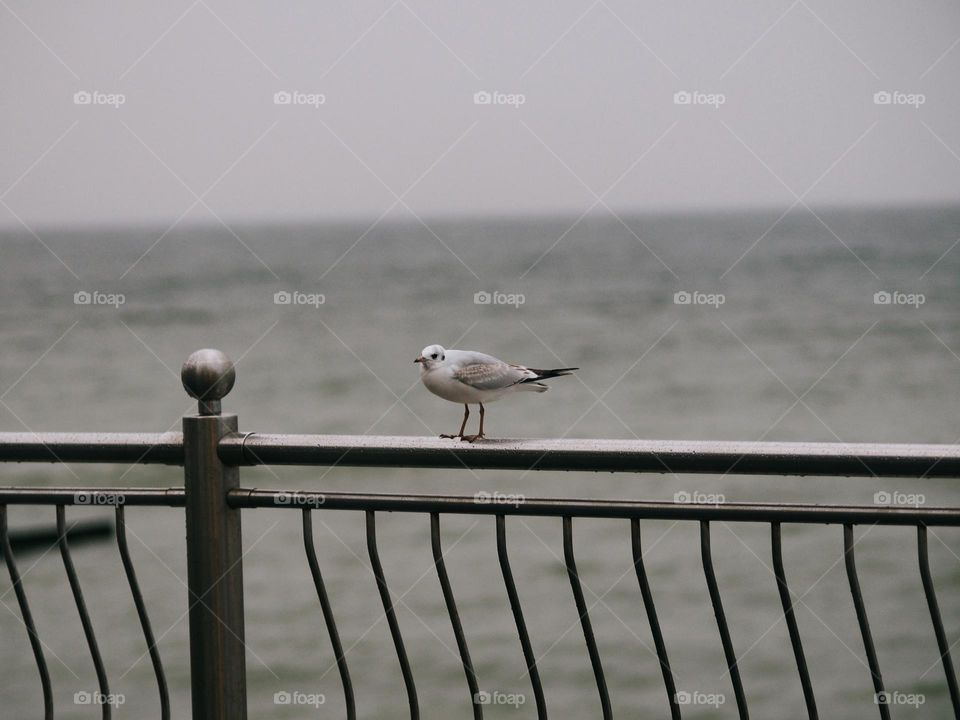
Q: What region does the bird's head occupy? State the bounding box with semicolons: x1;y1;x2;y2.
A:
414;344;446;370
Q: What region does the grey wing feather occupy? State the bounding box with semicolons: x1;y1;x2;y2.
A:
453;362;531;390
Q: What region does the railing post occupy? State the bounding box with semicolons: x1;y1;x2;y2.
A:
181;349;246;720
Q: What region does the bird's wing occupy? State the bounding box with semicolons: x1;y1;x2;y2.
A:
452;360;533;390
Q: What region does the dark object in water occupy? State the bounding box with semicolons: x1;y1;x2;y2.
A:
2;518;113;556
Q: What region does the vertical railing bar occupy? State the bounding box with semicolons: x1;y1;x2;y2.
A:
302;509;355;720
843;524;889;720
366;510;419;719
631;518;681;719
562;516;612;719
1;504;53;719
700;520;749;719
917;525;960;717
495;514;547;719
57;504;111;720
115;505;170;720
770;522;818;720
430;513;482;719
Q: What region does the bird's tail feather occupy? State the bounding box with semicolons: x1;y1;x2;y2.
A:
521;367;578;382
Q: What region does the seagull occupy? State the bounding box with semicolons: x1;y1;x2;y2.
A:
415;344;578;442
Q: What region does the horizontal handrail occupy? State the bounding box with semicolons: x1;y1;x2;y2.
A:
0;433;183;464
223;434;960;477
227;488;960;525
2;431;959;477
0;488;184;505
3;486;954;524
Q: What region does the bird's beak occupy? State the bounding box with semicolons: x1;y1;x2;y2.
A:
414;356;425;364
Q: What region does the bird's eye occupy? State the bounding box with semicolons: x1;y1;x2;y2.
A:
431;353;438;359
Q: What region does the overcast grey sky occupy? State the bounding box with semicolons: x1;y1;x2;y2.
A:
1;1;958;229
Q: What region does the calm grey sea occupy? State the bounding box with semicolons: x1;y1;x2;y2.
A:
1;206;959;718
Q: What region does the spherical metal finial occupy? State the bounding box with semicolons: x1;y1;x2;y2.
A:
181;349;235;415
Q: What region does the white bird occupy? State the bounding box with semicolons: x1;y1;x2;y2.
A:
415;344;578;442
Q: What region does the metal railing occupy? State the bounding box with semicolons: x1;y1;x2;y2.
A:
0;347;958;719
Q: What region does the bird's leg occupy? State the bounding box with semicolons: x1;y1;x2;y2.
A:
440;404;470;439
462;403;486;443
